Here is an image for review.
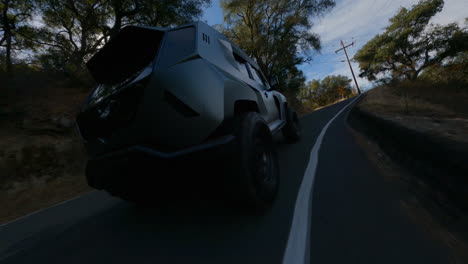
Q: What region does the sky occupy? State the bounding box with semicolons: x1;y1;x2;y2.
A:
202;0;467;90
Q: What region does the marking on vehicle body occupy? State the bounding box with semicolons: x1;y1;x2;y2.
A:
282;95;362;264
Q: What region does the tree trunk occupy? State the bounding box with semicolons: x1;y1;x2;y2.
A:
5;33;12;75
109;0;124;41
409;68;419;81
110;14;122;40
2;0;13;76
109;0;140;41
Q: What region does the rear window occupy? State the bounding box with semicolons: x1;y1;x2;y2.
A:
86;26;163;84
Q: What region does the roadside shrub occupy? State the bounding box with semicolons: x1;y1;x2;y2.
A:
388;79;468;117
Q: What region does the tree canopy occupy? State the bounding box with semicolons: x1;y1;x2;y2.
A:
1;0;210;77
220;0;335;93
35;0;111;75
1;0;350;111
354;0;468;81
0;0;35;74
298;75;355;109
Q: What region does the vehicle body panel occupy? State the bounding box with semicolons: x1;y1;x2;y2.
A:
77;21;289;166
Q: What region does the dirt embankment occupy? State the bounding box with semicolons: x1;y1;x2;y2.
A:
348;82;468;264
352;83;468;207
349;126;468;264
359;84;468;143
0;77;92;224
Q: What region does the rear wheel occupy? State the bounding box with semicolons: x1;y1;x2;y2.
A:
226;112;279;209
282;107;301;143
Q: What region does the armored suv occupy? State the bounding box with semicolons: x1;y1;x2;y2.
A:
76;21;301;208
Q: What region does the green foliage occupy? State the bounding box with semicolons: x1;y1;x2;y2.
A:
132;0;210;27
1;0;210;79
106;0;210;39
220;0;335;94
298;75;356;109
354;0;468;81
420;51;468;84
35;0;111;75
0;0;36;75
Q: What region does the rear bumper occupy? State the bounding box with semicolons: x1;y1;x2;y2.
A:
85;135;236;189
97;135;235;160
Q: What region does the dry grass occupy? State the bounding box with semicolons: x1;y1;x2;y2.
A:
0;174;91;224
359;82;468;143
359;85;457;118
0;127;92;224
0;69;92;224
313;97;347;111
297;97;349;116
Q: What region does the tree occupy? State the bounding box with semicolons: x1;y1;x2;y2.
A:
0;0;35;75
298;75;354;108
106;0;141;40
420;18;468;83
420;50;468;83
36;0;110;75
320;75;354;102
132;0;210;28
106;0;210;40
220;0;335;93
354;0;468;81
35;0;210;76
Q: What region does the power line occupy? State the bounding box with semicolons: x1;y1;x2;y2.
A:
310;61;345;64
335;40;361;94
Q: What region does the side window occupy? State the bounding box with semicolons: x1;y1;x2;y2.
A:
160;26;195;66
234;53;253;79
250;65;265;86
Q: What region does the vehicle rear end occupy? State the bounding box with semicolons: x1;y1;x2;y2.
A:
76;26;166;190
77;22;238;200
77;26;164;156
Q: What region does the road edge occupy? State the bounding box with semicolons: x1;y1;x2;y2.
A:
347;102;468;210
282;95;363;264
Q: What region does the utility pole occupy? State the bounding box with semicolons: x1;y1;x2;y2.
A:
335;40;361;94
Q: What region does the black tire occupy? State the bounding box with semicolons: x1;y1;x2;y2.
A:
282;107;301;143
227;112;279;209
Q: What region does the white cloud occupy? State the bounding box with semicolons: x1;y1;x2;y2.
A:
303;0;467;86
313;0;466;47
31;15;45;28
312;0;417;46
432;0;467;25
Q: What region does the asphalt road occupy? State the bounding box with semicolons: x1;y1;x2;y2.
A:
0;97;451;264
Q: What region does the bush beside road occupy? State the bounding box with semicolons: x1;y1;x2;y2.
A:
0;72;92;224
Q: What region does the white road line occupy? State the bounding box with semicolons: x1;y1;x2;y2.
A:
0;191;96;228
282;95;362;264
